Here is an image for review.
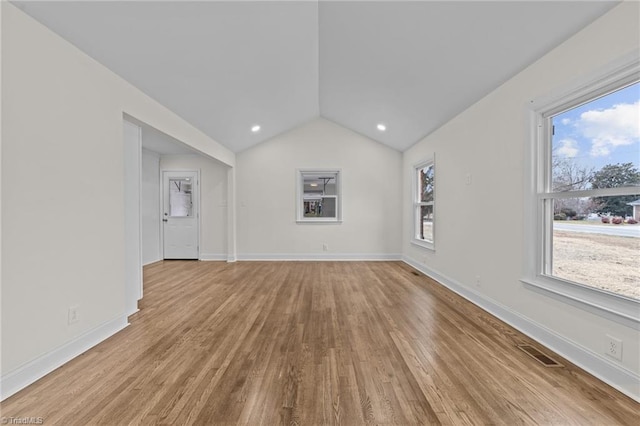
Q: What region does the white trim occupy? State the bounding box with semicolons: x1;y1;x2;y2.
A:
412;157;435;250
237;253;402;261
402;256;640;402
521;277;639;329
524;52;640;324
226;167;237;263
161;169;201;260
200;253;228;261
296;169;342;223
538;186;640;200
123;119;143;314
0;316;128;401
142;257;162;266
411;239;435;251
529;50;639;117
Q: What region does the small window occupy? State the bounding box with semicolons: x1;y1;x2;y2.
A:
413;159;435;249
169;178;193;217
296;170;341;222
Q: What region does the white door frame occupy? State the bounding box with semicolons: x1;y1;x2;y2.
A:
161;169;200;259
123;119;143;316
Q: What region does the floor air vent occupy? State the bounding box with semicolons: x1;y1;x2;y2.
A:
518;345;563;368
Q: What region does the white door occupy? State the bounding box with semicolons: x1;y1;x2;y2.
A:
162;171;199;259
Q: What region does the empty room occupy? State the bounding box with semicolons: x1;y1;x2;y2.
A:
1;1;639;424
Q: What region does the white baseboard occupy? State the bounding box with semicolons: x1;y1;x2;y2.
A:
199;253;228;261
402;255;640;402
237;253;402;261
0;315;128;401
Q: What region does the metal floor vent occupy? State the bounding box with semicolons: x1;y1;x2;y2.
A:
518;345;563;368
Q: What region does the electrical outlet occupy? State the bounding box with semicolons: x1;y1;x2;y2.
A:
605;335;622;361
322;243;329;252
68;306;79;324
465;173;472;185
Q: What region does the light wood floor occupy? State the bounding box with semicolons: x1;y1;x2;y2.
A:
2;261;638;425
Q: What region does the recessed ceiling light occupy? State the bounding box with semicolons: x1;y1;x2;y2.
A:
251;125;261;133
377;123;386;131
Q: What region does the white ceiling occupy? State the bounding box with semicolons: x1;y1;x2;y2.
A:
141;122;202;156
13;1;619;153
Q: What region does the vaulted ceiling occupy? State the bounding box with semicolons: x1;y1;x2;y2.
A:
13;1;619;153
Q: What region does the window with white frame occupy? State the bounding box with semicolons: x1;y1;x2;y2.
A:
413;159;435;249
296;170;341;222
527;57;639;322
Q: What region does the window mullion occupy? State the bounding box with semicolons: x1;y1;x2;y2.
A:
541;186;640;200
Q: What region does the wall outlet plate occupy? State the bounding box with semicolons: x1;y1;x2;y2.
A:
68;306;79;325
605;335;622;361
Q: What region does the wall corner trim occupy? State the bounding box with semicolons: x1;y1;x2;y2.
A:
0;316;129;401
402;255;640;403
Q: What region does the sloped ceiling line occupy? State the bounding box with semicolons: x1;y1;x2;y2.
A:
14;0;619;152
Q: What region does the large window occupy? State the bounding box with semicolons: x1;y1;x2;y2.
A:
413;159;435;249
296;170;341;222
527;58;639;323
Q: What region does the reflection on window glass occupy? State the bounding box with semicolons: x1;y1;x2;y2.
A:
302;173;338;219
419;165;434;202
169;178;193;217
414;160;435;246
420;204;433;242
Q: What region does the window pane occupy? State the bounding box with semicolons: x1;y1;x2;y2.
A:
551;82;640;192
418;164;434;202
301;171;339;220
303;174;336;193
551;196;640;299
169;178;193;217
303;197;337;218
303;199;320;217
320;197;336;217
417;205;433;242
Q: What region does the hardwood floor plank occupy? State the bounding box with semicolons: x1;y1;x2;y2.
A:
1;261;638;425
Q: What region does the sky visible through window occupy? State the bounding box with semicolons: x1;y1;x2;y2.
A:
552;82;639;178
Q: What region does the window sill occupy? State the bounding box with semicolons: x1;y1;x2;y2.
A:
296;219;343;224
411;239;435;251
521;275;639;329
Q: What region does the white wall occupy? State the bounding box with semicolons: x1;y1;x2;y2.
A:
236;118;402;259
141;149;161;265
123;120;142;315
0;3;4;373
0;3;234;399
160;155;229;260
403;2;639;399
